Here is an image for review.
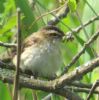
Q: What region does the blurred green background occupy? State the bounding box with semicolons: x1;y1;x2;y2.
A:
0;0;99;100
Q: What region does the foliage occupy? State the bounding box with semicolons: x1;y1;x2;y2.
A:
68;0;77;12
0;0;99;100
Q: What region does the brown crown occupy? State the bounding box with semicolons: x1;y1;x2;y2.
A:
40;25;64;37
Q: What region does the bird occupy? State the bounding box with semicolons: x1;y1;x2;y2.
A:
13;25;64;79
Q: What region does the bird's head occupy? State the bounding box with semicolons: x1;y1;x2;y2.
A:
38;25;64;41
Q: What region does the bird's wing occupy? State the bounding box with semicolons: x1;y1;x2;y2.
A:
22;33;42;52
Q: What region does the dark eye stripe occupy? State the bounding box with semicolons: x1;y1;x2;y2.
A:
47;30;62;36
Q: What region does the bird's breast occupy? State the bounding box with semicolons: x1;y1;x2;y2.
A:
20;41;62;78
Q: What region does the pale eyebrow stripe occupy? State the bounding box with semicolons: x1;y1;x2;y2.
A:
47;30;60;35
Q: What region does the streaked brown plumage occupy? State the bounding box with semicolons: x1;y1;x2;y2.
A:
13;25;64;78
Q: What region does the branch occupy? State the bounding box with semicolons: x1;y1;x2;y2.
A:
0;41;16;48
47;0;79;25
54;57;99;88
86;80;99;100
66;13;99;36
76;11;89;39
65;86;99;94
0;57;99;99
0;68;82;100
47;6;69;25
62;30;99;75
68;82;92;89
13;8;21;100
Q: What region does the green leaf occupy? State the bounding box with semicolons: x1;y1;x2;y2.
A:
0;16;16;34
14;0;38;33
0;0;6;13
0;81;11;100
68;0;77;12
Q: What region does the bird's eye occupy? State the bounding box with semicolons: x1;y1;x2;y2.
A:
50;33;58;36
46;30;62;38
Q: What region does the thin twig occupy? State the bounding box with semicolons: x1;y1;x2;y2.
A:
75;11;96;57
29;3;66;30
62;30;99;75
67;82;92;89
13;8;21;100
76;11;89;39
86;80;99;100
65;86;99;94
66;13;99;36
62;13;99;41
84;0;98;17
0;41;16;48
